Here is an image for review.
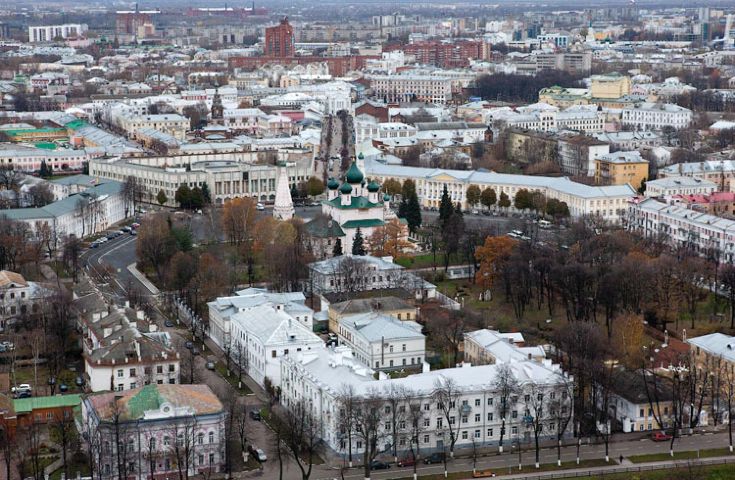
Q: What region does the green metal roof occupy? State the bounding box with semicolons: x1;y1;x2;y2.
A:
346;162;364;184
324;196;381;210
126;385;163;419
14;394;81;414
341;219;385;229
5;127;66;136
34;142;57;150
305;216;345;238
65;119;87;130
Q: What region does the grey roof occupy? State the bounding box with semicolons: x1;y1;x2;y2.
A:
687;333;735;363
341;312;423;343
2;180;122;221
309;255;403;275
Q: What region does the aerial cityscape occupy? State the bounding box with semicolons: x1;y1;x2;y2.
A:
3;1;735;479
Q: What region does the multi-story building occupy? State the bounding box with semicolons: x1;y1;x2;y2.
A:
208;287;322;387
688;332;735;374
658;160;735;192
28;24;88;42
398;40;483;68
621;103;693;131
464;329;546;365
592;131;662;151
644;176;717;198
590;73;631;100
606;369;673;433
327;296;417;333
557;134;611;177
265;17;295;58
368;74;453;104
0;271;47;331
336;312;425;371
89;154;313;206
0;147;91;173
280;347;573;455
534;52;592;75
488;105;605;134
355;121;417;144
79;304;180;392
595;151;649;188
627;197;735;261
365;159;635;222
80;385;226;480
116;114;189;141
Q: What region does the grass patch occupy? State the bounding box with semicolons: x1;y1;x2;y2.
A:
214;363;253;395
629;448;733;463
50;454;91;480
392;459;609;479
560;463;735;480
395;253;465;269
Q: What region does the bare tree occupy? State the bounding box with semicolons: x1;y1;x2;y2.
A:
170;415;198;480
337;384;359;467
275;400;321;480
550;374;574;466
494;363;521;453
401;389;424;480
723;359;735;453
432;375;461;459
0;426;15;480
384;384;407;462
353;389;387;480
50;410;79;479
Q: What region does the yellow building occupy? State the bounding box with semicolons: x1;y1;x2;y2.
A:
538;85;590;108
590;72;631;100
595;151;649;188
327;296;417;333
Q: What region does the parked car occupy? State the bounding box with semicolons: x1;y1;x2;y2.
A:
397;456;416;467
249;410;262;421
11;384;32;394
205;361;215;370
0;341;14;350
59;384;68;393
75;376;85;387
184;341;193;349
130;230;138;236
651;431;673;442
256;203;265;211
131;223;140;229
308;201;320;207
423;452;446;464
248;445;267;462
90;242;99;248
164;320;174;328
16;390;32;398
121;226;131;232
370;461;391;470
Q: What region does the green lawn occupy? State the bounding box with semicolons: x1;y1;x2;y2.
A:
562;463;735;480
391;459;609;480
394;252;466;270
629;448;733;463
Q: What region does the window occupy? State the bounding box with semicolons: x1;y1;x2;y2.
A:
424;403;430;411
475;399;481;407
449;416;456;425
524;395;530;402
487;428;493;437
130;368;136;377
157;365;163;374
512;410;518;419
209;431;215;443
461;431;468;440
474;414;480;422
474;429;481;439
117;369;124;378
209;453;215;465
198;454;204;466
488;412;493;421
116;384;123;392
437;417;443;428
423;435;430;444
487;398;493;406
164;436;171;446
130;382;136;389
511;426;518;435
272;350;277;358
198;433;204;445
423;418;430;427
168;364;175;372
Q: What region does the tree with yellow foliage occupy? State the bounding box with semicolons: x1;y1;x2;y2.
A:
368;218;412;258
474;235;516;293
221;197;257;246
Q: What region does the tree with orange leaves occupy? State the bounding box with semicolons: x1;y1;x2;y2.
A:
368;218;412;258
221;197;257;246
474;235;516;293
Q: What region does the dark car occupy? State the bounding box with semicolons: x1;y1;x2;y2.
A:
164;320;174;328
370;461;391;470
397;456;416;467
75;376;85;387
423;452;446;464
59;384;68;393
249;410;261;421
184;341;193;349
16;391;32;399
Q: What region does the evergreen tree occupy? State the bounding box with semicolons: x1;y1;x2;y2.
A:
290;184;299;200
200;183;211;204
190;187;205;210
332;238;343;257
351;228;367;256
438;184;453;228
156;189;168;206
39;160;49;177
405;190;422;234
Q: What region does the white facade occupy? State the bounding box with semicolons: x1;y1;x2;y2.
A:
627;197;735;262
28;24;88;42
117;114;189;140
337;313;425;371
0;148;91;173
355;120;417;144
621;102;693;130
368;74;453;104
0;271;47;330
364;160;636;222
464;329;546;365
644;176;718;197
489;104;605;134
280;347;573;455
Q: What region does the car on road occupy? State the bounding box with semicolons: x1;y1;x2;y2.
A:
397;457;416;467
59;383;68;393
249;410;261;421
164;320;174;328
0;341;15;350
184;341;193;349
97;237;108;244
130;230;138;236
370;461;391;470
106;233;117;240
131;223;140;229
308;201;320;207
11;384;32;395
423;452;446;464
256;203;265;211
121;226;131;232
205;361;215;370
651;431;673;442
248;445;267;462
326;332;338;347
471;209;479;215
90;242;99;248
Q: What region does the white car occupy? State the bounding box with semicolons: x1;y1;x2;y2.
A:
11;383;31;393
256;203;265;211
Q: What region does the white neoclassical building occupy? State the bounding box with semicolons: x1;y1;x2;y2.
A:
621;102;693;130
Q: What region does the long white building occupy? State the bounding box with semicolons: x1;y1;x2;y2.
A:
364;159;636;222
280;347;573;455
627;197;735;262
368;74;453;104
28;24;88;42
621;102;692;130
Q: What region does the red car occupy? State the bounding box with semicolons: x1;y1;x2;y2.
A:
397;456;416;467
651;431;672;442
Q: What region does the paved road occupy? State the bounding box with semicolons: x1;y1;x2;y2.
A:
80;233;142;301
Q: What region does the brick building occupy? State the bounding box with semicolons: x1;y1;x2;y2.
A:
393;40;483;68
265;17;295;58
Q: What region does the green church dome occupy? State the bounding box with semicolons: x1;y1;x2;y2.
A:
345;161;364;184
339;182;353;194
367;181;380;192
327;178;339;189
383;193;391;202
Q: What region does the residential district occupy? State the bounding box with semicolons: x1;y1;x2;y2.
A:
4;1;735;480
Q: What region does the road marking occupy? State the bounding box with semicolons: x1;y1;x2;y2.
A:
97;235;136;265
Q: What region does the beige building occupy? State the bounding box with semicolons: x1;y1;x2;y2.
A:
368;74;453;104
595;151;649;188
590;73;631;99
327;296;417;334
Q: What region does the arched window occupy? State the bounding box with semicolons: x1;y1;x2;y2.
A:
208;431;215;444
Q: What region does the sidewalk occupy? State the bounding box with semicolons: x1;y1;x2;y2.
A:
127;262;160;295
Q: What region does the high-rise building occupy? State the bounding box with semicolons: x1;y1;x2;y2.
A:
265;17;295;58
